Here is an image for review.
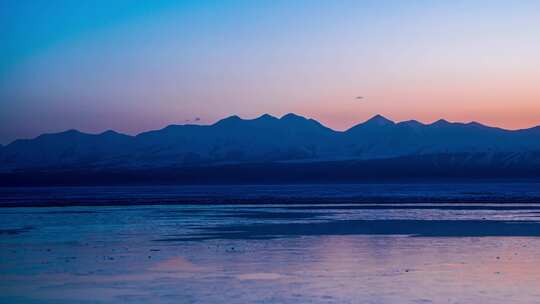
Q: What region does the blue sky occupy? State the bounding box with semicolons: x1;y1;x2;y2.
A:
1;0;540;144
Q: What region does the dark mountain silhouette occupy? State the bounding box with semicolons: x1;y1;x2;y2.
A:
1;113;540;184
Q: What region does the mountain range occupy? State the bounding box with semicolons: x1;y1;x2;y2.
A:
1;113;540;184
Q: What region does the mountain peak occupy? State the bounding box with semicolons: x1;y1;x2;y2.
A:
466;121;487;128
398;120;424;127
62;129;83;135
100;130;119;136
281;113;306;121
43;129;86;138
431;119;451;126
364;114;394;126
214;115;243;126
224;115;242;121
255;114;278;121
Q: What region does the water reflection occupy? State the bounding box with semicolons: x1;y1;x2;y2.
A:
2;204;540;303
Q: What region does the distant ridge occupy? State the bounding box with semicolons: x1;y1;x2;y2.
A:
1;113;540;182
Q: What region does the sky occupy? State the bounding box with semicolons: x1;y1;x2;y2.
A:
1;0;539;144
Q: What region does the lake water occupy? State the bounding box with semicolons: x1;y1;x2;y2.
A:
1;183;540;303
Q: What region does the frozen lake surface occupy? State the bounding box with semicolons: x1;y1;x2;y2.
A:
2;184;540;303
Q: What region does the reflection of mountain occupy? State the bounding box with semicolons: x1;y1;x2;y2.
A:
1;113;540;184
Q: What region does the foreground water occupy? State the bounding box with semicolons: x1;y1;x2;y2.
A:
2;184;540;303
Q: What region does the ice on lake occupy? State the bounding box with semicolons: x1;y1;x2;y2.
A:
2;184;540;303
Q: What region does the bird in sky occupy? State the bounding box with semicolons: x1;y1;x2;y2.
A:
356;96;364;100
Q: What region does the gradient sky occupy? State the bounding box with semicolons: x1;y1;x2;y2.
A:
1;0;539;144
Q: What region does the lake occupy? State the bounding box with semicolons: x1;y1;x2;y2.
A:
1;183;540;303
